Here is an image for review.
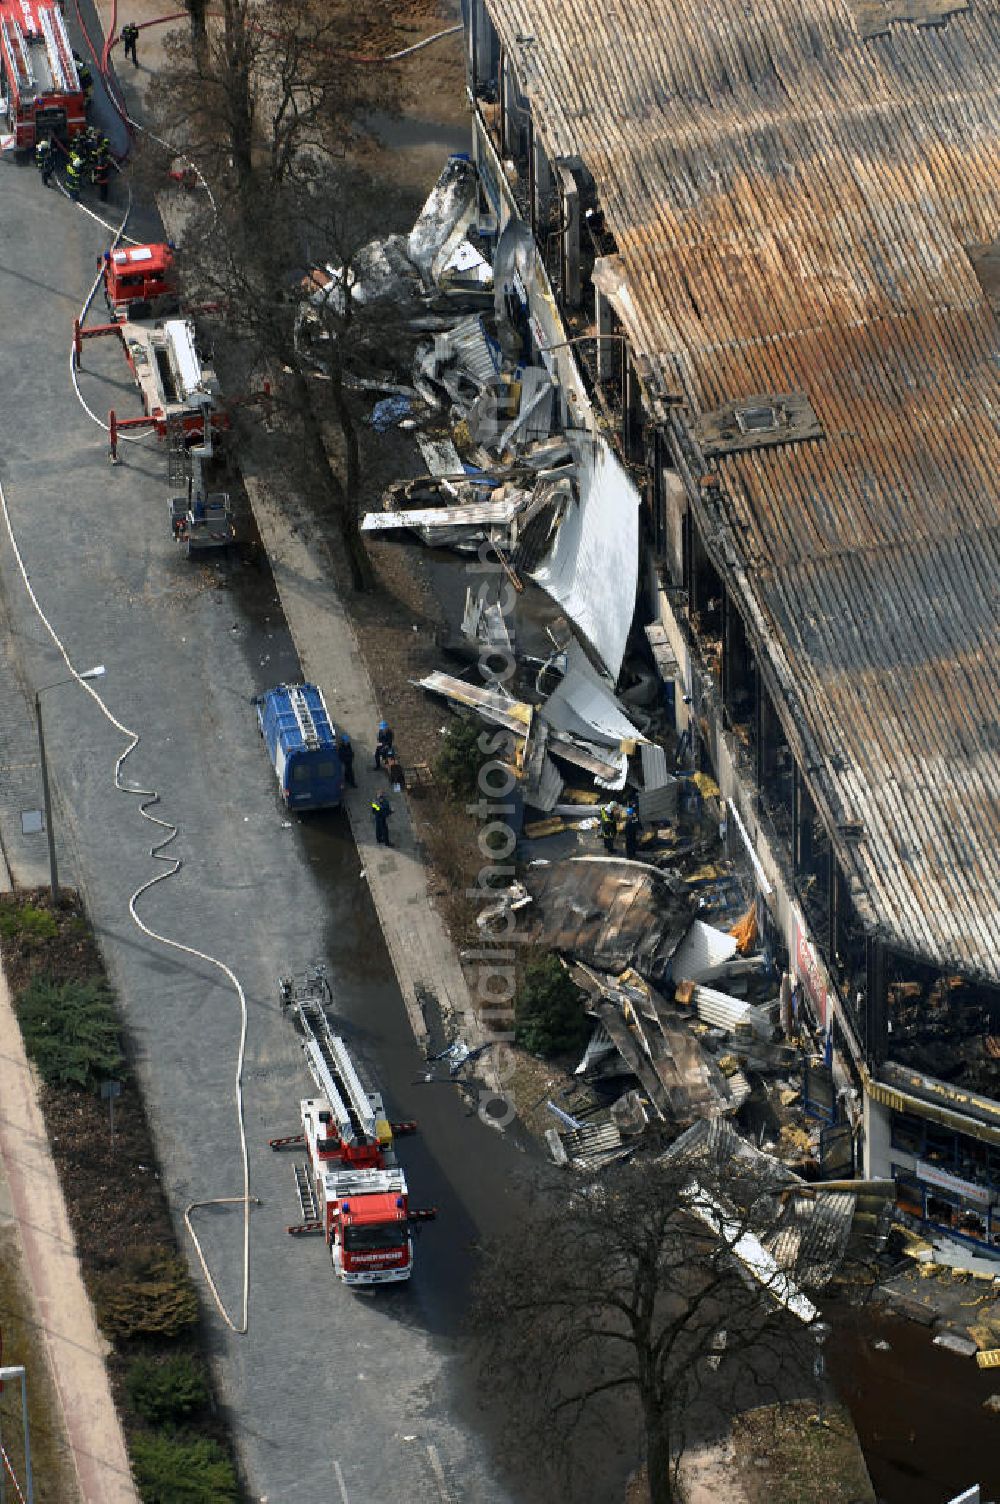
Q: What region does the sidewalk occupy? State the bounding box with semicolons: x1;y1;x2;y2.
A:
0;962;137;1504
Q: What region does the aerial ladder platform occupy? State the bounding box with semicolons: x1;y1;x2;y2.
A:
269;968;434;1280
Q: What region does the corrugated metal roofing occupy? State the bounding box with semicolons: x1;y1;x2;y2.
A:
485;0;1000;980
640;741;671;792
671;919;740;985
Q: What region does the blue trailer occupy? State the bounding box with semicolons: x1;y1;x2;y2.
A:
255;683;343;810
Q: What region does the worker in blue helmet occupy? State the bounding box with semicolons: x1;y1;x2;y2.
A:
624;803;642;860
374;719;394;771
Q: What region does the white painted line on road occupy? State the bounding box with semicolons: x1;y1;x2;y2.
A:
333;1461;350;1504
426;1444;453;1502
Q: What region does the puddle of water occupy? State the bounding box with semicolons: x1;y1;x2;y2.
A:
827;1302;1000;1502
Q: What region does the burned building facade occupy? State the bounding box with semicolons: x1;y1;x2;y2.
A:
461;0;1000;1248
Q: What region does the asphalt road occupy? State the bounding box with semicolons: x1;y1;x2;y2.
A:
0;149;546;1504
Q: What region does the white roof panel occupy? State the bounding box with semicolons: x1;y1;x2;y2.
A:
531;433;639;679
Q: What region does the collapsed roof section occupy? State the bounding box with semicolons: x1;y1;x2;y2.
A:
345;152;640;685
415;651;649;803
662;1118;893;1302
569;961;751;1127
523;856;693;983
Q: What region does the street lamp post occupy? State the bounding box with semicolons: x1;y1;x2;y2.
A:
34;666;105;904
811;1318;832;1426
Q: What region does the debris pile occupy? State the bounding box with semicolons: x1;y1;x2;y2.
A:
330;156;862;1190
660;1118;894;1318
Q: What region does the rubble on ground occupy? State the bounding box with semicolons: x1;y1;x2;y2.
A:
337;154;886;1201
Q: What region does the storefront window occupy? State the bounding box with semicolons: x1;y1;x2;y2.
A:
926;1193;956;1227
894;1171;923;1218
924;1124;956;1165
958;1208;987;1241
891;1113;924;1156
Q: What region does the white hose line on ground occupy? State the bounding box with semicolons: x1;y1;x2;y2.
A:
63;170;164;451
54;170;142;246
0;476;256;1334
377;22;463;60
62;171;156;443
0;1442;26;1504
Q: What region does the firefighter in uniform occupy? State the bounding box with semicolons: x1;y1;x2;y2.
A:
65;151;84;200
338;733;356;788
623;804;642;860
93;151;110;201
121;22;140;65
92;136;111;201
374;719;394;770
35;136;55;186
73;52;94;101
599;803;617;853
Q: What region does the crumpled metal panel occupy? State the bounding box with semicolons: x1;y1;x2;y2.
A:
671;920;740;985
531;433;639;681
640;741;671;791
542;647;646;748
525;856;692;982
432;314;501;390
407;155;479;287
361;497;524;532
415;671;532;734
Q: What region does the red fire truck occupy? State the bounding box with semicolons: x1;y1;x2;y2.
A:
101;243;179;322
271;969;436;1286
0;0;86;150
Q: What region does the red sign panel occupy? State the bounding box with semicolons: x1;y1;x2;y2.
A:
792;906;829;1029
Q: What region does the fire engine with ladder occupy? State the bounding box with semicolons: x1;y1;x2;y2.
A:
270;968;436;1285
75;309;236;552
100;243;180;323
0;0;86;149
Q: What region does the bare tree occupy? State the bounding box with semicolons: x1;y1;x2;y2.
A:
471;1146;847;1504
157;0;398;201
151;0;405;589
172;164;416;590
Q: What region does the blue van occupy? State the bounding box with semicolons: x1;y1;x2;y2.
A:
255;683;343;810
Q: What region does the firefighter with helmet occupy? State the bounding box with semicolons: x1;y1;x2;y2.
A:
599;803;617;853
65;150;84;200
623;803;642;860
73;51;94;102
91;136;111;201
34;135;55;187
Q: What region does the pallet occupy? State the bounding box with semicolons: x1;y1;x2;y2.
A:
404;761;434;791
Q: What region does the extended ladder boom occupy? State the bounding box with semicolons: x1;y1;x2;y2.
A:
39;4;75;93
292;985;378;1147
0;16;31;89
